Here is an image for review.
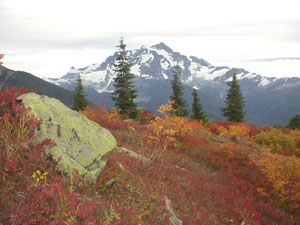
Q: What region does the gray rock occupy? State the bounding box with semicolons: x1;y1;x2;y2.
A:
18;93;116;183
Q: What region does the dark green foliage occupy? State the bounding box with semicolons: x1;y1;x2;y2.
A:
72;75;88;111
287;113;300;130
221;73;245;122
170;63;188;117
111;38;138;119
191;89;207;122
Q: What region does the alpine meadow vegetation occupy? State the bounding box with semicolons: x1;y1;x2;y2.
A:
1;86;300;224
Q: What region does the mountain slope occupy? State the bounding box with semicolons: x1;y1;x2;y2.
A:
45;43;300;125
0;66;73;107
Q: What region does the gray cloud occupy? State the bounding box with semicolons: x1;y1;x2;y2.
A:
127;19;300;42
1;0;300;78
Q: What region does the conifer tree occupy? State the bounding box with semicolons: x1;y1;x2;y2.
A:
221;73;246;122
191;89;207;122
170;63;188;117
111;37;138;119
72;75;88;111
287;113;300;130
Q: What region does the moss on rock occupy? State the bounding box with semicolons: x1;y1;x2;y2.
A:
18;93;116;182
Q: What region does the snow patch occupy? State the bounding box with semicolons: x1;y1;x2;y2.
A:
152;48;177;67
225;72;244;82
131;64;141;76
189;61;201;72
67;67;81;74
191;67;216;80
161;59;170;70
190;65;230;80
235;72;245;80
84;63;101;73
82;70;107;83
141;74;151;78
241;73;257;79
162;73;168;79
210;68;231;80
187;76;193;82
43;78;69;86
259;77;270;87
140;53;154;64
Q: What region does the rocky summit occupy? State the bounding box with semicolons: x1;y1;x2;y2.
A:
17;93;117;182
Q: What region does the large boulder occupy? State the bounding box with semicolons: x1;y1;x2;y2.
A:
18;93;117;182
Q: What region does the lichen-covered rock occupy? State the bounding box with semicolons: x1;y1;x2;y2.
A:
18;93;116;182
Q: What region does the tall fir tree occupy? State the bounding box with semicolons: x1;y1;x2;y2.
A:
72;75;88;111
221;73;246;122
170;63;188;117
111;37;138;119
191;89;207;122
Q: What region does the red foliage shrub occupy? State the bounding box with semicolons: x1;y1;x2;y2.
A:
0;88;116;224
138;108;155;124
74;101;300;224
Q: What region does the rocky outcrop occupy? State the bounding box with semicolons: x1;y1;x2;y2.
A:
164;196;183;225
18;93;116;182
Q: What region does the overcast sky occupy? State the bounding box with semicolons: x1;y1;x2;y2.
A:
1;0;300;78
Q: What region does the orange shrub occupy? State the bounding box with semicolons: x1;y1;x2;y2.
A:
254;151;300;212
210;121;271;138
217;125;250;138
149;101;193;150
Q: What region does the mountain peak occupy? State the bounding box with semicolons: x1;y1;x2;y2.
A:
67;66;79;74
151;42;173;53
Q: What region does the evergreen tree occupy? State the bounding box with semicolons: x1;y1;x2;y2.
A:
111;37;138;119
170;63;188;117
287;113;300;130
72;75;88;111
221;73;246;122
191;89;207;122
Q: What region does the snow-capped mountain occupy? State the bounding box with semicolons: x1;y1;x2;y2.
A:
47;42;275;92
45;42;300;125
